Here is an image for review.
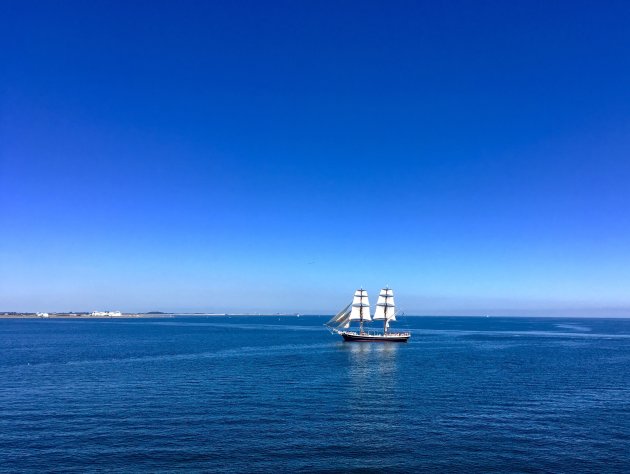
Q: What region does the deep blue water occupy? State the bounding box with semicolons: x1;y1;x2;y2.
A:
1;316;630;472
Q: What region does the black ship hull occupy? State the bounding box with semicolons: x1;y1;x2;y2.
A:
341;332;410;342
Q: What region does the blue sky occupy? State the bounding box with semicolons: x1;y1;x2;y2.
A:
2;1;630;315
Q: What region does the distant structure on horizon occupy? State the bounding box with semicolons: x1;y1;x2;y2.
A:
91;311;122;317
36;312;49;318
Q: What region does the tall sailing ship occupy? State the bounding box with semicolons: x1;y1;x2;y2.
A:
325;287;411;342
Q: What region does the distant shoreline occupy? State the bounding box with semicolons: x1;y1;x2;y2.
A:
1;313;629;319
0;313;303;319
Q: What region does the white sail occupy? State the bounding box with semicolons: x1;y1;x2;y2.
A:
332;310;352;329
350;306;372;321
340;314;351;328
351;289;369;306
373;287;396;321
373;306;396;320
349;289;371;321
326;303;351;326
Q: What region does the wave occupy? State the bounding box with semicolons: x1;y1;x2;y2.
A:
9;342;337;369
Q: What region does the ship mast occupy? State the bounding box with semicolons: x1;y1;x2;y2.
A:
349;288;371;334
383;289;388;333
373;287;396;333
360;291;366;334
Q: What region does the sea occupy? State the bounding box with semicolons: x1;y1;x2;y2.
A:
1;316;629;473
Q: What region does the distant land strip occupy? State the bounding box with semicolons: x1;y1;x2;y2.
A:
0;312;303;318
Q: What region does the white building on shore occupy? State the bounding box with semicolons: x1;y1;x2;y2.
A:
91;311;122;317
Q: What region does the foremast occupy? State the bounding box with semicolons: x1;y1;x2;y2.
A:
373;287;396;333
349;288;371;334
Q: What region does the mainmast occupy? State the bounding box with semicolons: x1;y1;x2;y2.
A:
349;288;371;334
373;287;396;333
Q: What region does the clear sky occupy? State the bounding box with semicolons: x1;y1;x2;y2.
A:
2;1;630;315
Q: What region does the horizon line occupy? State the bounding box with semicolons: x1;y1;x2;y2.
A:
2;312;630;319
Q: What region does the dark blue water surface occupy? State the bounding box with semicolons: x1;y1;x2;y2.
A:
1;316;630;472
